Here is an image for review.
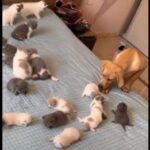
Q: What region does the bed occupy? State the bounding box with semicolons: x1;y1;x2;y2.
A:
3;7;148;150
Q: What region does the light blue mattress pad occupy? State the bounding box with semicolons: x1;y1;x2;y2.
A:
3;7;148;150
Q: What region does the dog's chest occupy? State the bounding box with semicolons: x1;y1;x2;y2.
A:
128;55;140;72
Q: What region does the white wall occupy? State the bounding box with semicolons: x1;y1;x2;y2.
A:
123;0;148;57
81;0;137;35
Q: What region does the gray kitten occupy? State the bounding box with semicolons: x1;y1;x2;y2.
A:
7;78;28;95
11;20;37;41
112;102;133;131
42;111;69;128
2;37;17;67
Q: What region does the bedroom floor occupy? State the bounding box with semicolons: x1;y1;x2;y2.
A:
92;35;148;101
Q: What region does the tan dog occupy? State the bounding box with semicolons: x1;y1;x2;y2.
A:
3;113;32;128
99;48;147;93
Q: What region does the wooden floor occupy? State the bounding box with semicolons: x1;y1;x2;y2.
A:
92;35;148;101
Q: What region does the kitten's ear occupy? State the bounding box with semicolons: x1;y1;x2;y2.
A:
17;3;24;12
42;0;48;7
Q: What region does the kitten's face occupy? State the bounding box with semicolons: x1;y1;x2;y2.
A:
14;86;28;95
42;115;56;128
48;98;57;107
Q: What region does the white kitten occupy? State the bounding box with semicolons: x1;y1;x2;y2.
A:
47;96;76;114
16;0;48;19
78;95;107;132
13;49;32;79
3;113;32;127
3;4;23;26
81;83;100;98
49;127;81;149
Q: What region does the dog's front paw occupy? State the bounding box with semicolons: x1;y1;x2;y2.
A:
121;85;130;93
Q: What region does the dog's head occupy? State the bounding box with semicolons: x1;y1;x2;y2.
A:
48;98;58;107
99;60;124;91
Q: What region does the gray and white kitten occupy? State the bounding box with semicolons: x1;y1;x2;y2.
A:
11;20;37;41
27;48;58;81
2;37;17;67
7;78;28;95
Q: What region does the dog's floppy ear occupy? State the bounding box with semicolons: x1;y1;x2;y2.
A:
100;60;111;74
115;68;124;88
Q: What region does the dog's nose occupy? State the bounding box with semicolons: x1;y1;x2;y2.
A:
98;84;103;91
